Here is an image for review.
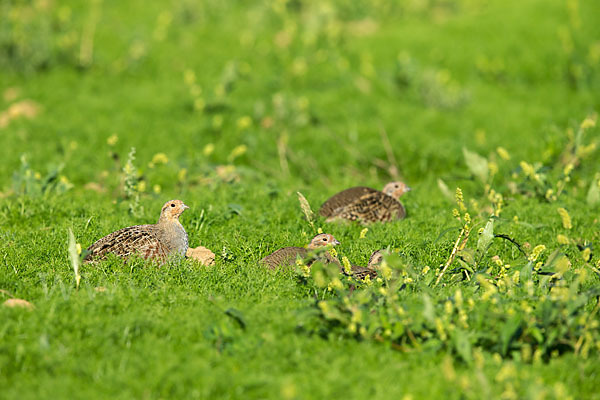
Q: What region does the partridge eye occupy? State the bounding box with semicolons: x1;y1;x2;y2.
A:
322;238;327;241
171;203;176;207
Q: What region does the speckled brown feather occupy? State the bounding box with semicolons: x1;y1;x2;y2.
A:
333;191;406;223
319;187;379;218
349;264;377;280
84;225;170;263
259;247;308;270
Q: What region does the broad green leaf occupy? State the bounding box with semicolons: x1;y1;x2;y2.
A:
422;294;435;324
224;308;247;330
437;178;454;201
67;228;81;290
500;315;522;355
587;175;600;206
463;147;489;182
477;219;494;252
454;329;472;364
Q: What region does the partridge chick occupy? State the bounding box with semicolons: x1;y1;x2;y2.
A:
347;249;388;280
84;200;189;264
260;233;341;270
319;182;410;223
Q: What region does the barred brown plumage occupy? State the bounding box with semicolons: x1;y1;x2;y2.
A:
84;200;189;264
260;233;341;270
319;182;410;223
346;249;388;280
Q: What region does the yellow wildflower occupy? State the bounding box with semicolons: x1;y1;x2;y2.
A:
455;188;466;212
136;180;146;192
359;228;368;239
528;245;546;262
421;265;430;275
76;243;82;255
557;234;570;245
520;161;535;177
563;163;574;176
107;134;118;146
228;144;247;162
380;262;392;280
153;184;161;194
441;356;455;381
454;289;463;308
317;227;323;234
183;69;196;86
580;117;596;130
327;277;343;291
488;161;499;176
203;143;215;156
557;207;572;229
152;153;169;165
177;168;187;182
342;256;352;275
236;116;252;130
463;212;471;225
496;146;511;160
582;248;591;262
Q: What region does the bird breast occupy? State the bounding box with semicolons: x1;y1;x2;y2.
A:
159;221;188;257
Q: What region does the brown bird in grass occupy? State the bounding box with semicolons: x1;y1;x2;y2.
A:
260;233;341;270
319;182;411;223
84;200;189;264
346;249;387;280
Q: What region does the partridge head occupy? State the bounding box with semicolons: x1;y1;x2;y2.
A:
382;181;411;199
307;233;341;250
159;199;189;222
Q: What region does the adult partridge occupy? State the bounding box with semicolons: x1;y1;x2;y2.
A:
319;182;410;223
260;233;341;270
84;200;189;264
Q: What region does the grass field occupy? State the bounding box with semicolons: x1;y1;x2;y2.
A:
1;0;600;398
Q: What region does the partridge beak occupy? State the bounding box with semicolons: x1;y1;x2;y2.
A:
332;239;341;246
181;204;190;211
405;186;412;192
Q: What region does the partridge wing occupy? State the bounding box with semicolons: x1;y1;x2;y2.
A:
350;265;378;280
336;192;406;223
84;225;169;262
260;247;308;269
319;187;379;218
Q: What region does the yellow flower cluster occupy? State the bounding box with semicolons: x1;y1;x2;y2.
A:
557;208;572;229
183;69;204;112
341;256;352;275
455;188;466;212
496;146;511;160
359;228;368;239
528;245;546;262
557;234;570;245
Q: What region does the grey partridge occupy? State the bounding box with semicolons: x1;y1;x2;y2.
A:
260;233;341;270
346;249;387;280
84;199;189;264
319;182;410;223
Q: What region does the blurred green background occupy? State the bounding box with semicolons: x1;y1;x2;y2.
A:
1;0;599;399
